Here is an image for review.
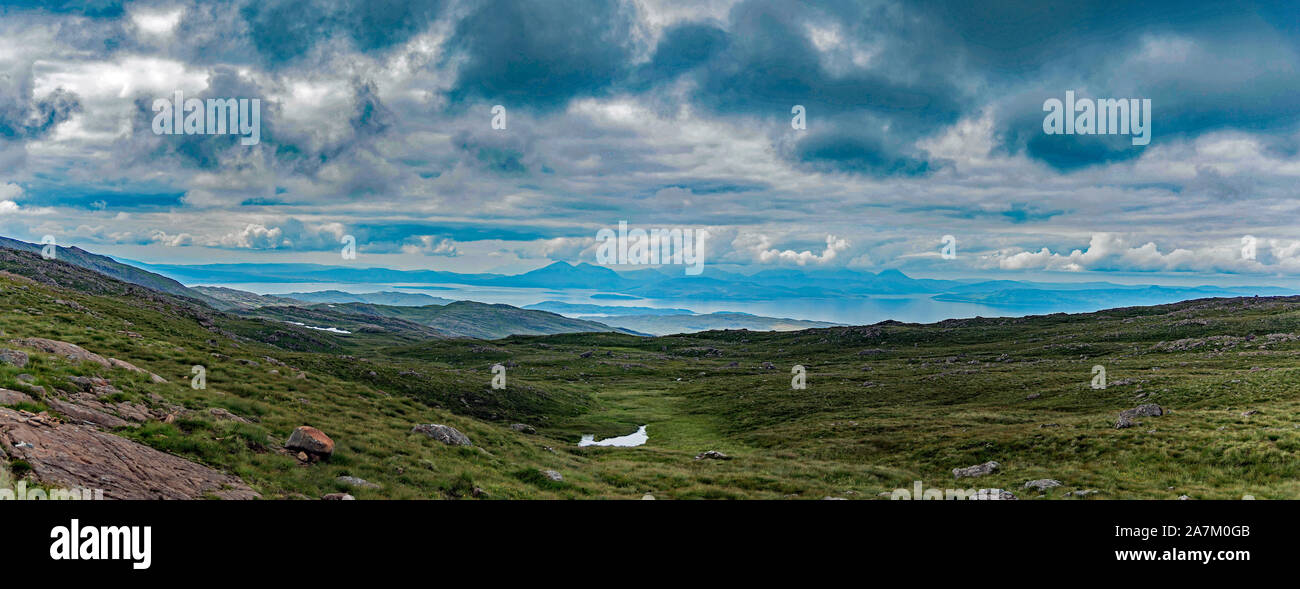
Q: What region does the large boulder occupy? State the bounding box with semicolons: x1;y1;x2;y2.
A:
411;423;472;446
0;407;259;499
286;426;335;458
953;460;1000;479
510;423;537;434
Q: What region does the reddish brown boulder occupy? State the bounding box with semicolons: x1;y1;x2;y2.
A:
286;425;334;458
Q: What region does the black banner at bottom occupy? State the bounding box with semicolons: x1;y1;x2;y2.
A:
2;499;1279;579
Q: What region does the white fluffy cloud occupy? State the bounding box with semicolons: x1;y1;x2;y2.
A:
218;224;285;249
736;233;850;266
990;233;1277;273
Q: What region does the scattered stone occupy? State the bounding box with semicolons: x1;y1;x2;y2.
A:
16;374;34;383
823;496;847;500
641;494;655;500
953;460;1000;479
1066;489;1098;497
472;487;488;498
1115;416;1137;429
1241;410;1259;417
285;426;334;459
694;450;731;461
761;362;775;369
579;351;593;358
1178;495;1192;500
295;451;310;462
1025;393;1041;400
411;423;472;446
541;469;563;482
322;493;355;500
0;349;28;368
335;475;379;489
510;423;537;434
0;407;258;499
1024;479;1062;491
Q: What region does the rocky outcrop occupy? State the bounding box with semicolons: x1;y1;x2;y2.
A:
45;398;132;429
0;388;33;405
1116;404;1164;428
286;426;334;458
8;339;165;382
953;460;1000;478
1024;479;1062;491
411;423;472;446
106;357;167;383
0;408;259;499
11;338;110;367
0;349;28;368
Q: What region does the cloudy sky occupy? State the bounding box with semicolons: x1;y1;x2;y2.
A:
1;0;1298;284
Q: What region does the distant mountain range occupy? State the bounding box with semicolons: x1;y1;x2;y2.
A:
142;259;1299;309
194;287;455;308
522;301;840;335
6;236;1297;336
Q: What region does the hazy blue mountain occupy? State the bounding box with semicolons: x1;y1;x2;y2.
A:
308;301;640;339
191;286;303;308
135;258;1299;317
283;290;454;306
524;301;693;316
596;312;842;336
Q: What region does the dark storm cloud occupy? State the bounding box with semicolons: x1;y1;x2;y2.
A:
240;0;444;65
445;0;640;111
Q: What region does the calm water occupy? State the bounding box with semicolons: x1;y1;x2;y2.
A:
578;425;648;447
